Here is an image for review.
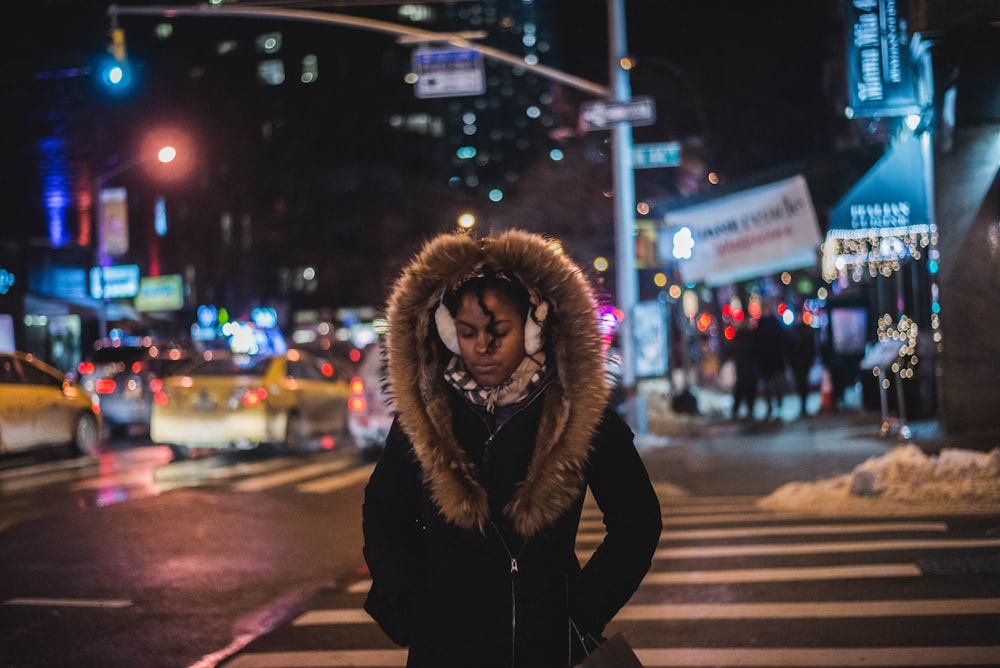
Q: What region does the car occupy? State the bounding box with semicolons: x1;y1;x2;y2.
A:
0;351;102;458
75;338;194;437
347;342;394;461
150;348;352;457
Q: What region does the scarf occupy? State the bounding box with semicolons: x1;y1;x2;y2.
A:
444;352;547;413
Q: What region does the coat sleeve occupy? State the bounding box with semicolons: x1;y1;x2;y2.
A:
361;418;425;645
568;409;662;635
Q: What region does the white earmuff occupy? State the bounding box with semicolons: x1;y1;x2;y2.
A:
524;300;549;356
435;301;461;355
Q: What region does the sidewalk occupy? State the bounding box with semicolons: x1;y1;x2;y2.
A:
629;381;1000;497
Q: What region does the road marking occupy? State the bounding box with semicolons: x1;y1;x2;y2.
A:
222;649;407;667
654;538;1000;558
632;646;1000;666
231;460;353;492
617;598;1000;619
297;465;375;493
294;609;372;625
642;563;922;584
4;597;133;608
577;521;948;543
219;645;1000;667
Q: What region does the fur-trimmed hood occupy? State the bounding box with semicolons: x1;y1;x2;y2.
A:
385;229;611;538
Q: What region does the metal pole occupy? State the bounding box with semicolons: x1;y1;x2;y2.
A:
608;0;640;423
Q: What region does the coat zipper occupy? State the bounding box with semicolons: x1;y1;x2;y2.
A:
473;374;554;668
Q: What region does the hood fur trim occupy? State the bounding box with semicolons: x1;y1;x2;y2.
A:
385;230;610;537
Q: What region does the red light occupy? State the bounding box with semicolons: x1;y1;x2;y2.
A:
348;396;368;413
349;377;365;395
320;362;334;377
733;309;745;322
131;361;143;373
349;349;362;363
777;302;787;315
721;303;732;318
153;391;169;407
241;388;268;407
78;362;95;375
150;378;163;392
724;325;736;340
95;379;117;394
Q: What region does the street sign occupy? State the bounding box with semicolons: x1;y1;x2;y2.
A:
412;47;486;99
579;95;656;132
632;141;681;169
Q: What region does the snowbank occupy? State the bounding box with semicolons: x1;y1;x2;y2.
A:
758;444;1000;515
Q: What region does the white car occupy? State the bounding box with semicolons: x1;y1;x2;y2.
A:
347;343;394;460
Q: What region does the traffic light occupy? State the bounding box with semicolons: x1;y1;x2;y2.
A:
99;27;133;91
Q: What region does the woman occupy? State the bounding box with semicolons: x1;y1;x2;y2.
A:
362;229;662;667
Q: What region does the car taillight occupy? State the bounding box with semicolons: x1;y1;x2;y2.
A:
241;388;268;407
95;378;117;394
349;396;368;412
349;376;367;412
153;390;169;407
149;378;163;393
78;361;95;375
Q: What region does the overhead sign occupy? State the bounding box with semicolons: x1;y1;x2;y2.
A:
412;47;486;99
135;274;184;312
845;0;919;118
579;96;656;132
89;264;140;299
632;142;681;169
661;175;822;286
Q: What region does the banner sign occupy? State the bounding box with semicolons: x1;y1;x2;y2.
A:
845;0;919;118
100;186;130;256
412;47;486;99
89;264;140;299
661;175;822;286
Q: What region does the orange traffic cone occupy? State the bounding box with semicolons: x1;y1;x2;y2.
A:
820;367;835;411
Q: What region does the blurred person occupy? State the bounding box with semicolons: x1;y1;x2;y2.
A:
362;230;662;668
789;313;818;417
755;300;790;419
730;320;759;419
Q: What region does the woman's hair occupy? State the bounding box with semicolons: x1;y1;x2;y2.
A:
442;265;531;350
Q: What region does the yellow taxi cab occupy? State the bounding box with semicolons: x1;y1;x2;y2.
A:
0;351;102;458
150;348;352;457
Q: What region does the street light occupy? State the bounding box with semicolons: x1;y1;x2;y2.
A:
94;142;182;338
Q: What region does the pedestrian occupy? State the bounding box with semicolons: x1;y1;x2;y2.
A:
789;313;818;417
362;229;662;668
729;320;759;419
755;299;789;419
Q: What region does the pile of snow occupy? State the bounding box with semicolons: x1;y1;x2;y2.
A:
758;444;1000;515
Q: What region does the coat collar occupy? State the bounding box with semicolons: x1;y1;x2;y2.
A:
385;230;611;538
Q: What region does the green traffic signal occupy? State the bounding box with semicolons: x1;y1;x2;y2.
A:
98;27;133;91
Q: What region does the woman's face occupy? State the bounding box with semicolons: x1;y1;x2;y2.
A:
455;288;527;387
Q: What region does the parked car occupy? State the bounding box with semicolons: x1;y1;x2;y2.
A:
0;351;102;458
150;348;351;457
347;342;394;461
76;338;194;437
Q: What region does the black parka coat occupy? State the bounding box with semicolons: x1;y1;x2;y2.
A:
362;230;662;668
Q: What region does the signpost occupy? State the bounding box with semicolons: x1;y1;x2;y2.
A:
411;47;486;99
579;95;656;132
632;141;680;169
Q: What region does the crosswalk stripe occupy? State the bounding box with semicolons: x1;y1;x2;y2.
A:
616;598;1000;619
217;646;1000;668
576;521;948;543
222;649;407;667
231;460;353;492
633;646;1000;667
654;537;1000;558
289;597;1000;625
642;563;922;583
297;465;375;494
